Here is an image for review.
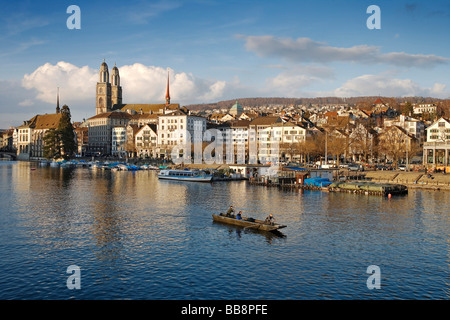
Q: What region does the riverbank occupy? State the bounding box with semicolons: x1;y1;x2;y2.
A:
180;163;450;191
26;158;450;192
365;171;450;191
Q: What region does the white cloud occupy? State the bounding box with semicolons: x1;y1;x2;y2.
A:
21;61;230;108
22;61;97;104
262;65;334;97
199;81;227;101
110;63;228;104
266;73;321;97
241;35;449;68
330;74;449;98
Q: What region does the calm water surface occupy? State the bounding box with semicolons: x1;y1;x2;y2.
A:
0;161;448;300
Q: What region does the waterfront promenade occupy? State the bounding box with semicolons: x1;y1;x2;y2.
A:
180;163;450;191
364;171;450;191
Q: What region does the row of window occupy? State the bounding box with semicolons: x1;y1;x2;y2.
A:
430;128;450;133
161;118;184;124
430;135;450;140
160;133;183;138
160;140;185;145
137;137;157;140
136;143;157;147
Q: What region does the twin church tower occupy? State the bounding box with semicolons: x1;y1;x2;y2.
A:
96;60;122;115
95;60;171;115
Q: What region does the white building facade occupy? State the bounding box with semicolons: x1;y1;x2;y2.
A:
112;127;127;157
423;117;450;169
135;124;158;158
157;110;207;159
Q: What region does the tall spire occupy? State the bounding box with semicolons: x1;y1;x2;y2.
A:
165;70;170;105
56;87;60;114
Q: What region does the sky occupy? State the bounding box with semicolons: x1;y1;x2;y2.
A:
1;0;450;128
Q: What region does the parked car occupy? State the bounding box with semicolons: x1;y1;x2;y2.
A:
398;164;406;171
348;164;360;171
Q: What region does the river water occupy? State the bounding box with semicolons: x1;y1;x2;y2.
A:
0;161;448;300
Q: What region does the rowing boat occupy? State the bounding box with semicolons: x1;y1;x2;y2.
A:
212;213;287;232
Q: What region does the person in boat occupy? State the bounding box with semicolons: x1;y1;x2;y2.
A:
226;206;235;217
236;211;243;220
265;214;275;225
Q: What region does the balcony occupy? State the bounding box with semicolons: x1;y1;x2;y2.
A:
424;141;450;147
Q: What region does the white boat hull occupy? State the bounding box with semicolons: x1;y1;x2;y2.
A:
158;169;213;182
158;175;213;182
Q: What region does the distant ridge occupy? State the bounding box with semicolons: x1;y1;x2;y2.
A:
185;96;443;111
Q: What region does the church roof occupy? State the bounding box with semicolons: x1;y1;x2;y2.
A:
88;111;132;120
33;113;63;129
100;61;109;71
230;101;244;115
114;103;180;114
18;113;63;130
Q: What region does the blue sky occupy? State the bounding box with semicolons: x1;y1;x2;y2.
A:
1;0;450;127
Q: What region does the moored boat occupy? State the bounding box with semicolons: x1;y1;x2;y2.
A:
212;213;287;232
49;161;59;168
158;169;213;182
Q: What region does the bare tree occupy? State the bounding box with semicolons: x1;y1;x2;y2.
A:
327;135;348;166
349;123;376;162
377;126;415;167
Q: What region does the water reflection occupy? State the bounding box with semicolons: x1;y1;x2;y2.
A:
0;161;449;299
213;221;286;244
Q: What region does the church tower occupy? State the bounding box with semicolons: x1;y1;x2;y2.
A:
111;63;122;107
56;87;60;114
96;60;112;115
165;71;170;105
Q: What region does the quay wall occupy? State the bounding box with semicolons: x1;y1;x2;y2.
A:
365;171;450;191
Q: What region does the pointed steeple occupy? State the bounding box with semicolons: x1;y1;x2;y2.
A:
165;71;170;105
56;87;60;114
